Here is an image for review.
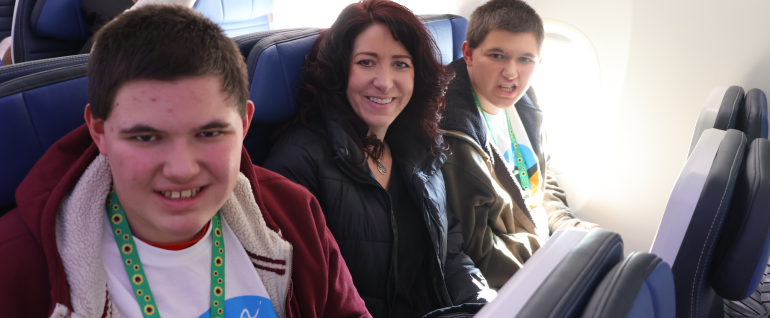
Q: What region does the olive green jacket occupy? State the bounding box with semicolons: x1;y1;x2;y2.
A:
440;59;581;288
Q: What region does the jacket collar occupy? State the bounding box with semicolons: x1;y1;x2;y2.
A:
441;58;543;156
322;112;446;184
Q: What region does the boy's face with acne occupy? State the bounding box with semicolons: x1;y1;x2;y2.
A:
85;75;254;244
463;29;541;111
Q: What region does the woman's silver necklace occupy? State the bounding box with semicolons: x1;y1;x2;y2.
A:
376;158;387;175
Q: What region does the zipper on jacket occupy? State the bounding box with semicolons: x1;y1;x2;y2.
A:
333;156;399;318
283;243;294;317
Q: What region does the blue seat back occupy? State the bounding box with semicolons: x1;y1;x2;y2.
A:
0;0;14;39
11;0;86;63
0;65;87;215
710;134;770;301
421;14;467;65
0;54;88;83
475;228;624;318
581;252;676;318
651;128;746;318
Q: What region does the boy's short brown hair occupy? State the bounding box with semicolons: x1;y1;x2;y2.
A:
87;4;249;120
466;0;544;52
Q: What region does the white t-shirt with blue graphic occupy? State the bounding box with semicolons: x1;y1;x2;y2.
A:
102;216;278;318
480;106;551;239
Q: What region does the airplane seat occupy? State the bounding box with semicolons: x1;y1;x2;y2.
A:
0;64;87;216
0;53;88;83
10;0;274;63
0;0;13;39
709;137;770;301
193;0;273;37
581;252;675;318
419;14;468;65
474;228;624;318
243;28;321;164
688;86;746;156
650;128;746;318
10;0;89;63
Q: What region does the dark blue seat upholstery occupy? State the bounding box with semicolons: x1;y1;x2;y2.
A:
11;0;87;63
735;88;768;142
10;0;274;63
711;137;770;301
581;252;675;318
689;86;748;156
0;64;87;215
0;0;13;39
244;15;468;164
0;53;88;84
475;228;624;318
651;128;747;318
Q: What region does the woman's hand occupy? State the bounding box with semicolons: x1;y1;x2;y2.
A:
575;221;601;230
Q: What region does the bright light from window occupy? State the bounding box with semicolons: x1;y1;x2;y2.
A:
530;19;601;210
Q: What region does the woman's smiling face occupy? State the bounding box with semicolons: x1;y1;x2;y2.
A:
346;23;414;139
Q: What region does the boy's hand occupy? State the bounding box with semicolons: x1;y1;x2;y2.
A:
575;221;601;230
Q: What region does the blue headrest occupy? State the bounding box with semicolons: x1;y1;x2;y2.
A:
581;252;675;318
714;86;746;130
194;0;272;37
421;14;467;64
736;88;768;143
247;29;320;124
710;138;770;300
0;65;87;215
31;0;90;41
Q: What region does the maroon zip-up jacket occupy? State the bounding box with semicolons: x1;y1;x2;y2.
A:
0;125;371;318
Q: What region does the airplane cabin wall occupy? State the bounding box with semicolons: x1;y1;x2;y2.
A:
271;0;770;254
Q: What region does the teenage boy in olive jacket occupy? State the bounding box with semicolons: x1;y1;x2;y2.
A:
440;0;600;289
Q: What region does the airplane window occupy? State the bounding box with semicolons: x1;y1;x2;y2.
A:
530;19;600;210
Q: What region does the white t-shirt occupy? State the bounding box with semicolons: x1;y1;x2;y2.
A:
102;216;278;318
479;107;544;202
480;106;551;239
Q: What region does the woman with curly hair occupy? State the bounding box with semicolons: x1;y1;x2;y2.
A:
263;1;493;317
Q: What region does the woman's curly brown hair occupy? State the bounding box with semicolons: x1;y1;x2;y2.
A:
291;0;453;159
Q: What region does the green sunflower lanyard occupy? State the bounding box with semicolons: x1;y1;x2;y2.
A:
473;88;532;198
106;185;226;318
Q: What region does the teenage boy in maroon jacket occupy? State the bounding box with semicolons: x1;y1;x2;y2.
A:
0;5;370;318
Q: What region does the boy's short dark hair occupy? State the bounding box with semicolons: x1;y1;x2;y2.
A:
88;4;249;120
466;0;544;52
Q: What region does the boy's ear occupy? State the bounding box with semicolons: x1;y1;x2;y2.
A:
461;41;473;67
84;104;108;156
242;100;255;139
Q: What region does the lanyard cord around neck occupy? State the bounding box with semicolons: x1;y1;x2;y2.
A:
106;186;226;318
472;89;532;197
